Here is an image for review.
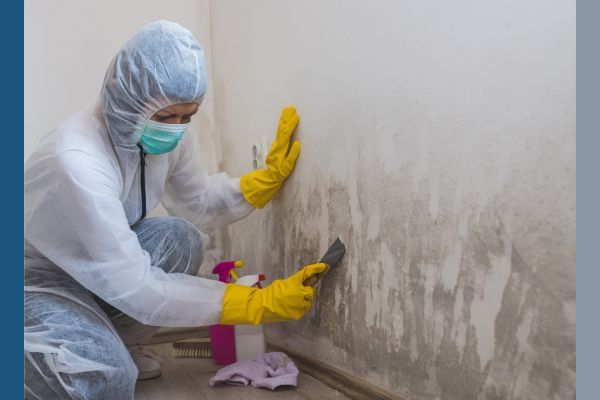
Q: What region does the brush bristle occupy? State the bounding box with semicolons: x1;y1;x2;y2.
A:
172;339;212;358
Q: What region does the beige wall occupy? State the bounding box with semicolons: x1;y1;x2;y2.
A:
209;1;576;399
24;0;217;170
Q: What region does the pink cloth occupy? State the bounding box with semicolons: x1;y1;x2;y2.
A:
209;352;299;390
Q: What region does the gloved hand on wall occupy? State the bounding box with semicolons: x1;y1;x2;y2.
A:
240;106;301;208
220;263;328;325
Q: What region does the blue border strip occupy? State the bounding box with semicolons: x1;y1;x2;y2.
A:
1;0;24;393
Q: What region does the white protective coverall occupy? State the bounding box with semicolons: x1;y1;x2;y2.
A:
24;20;254;399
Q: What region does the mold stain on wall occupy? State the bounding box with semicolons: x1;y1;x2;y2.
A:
221;128;575;400
209;3;576;398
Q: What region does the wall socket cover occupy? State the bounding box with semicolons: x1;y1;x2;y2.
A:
252;136;271;169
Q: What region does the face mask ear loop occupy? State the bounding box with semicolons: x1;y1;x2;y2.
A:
137;118;151;145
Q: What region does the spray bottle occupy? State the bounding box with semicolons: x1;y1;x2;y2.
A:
232;274;266;362
209;261;266;364
209;260;243;365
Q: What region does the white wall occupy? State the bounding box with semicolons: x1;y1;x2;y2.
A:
24;0;216;167
210;1;575;399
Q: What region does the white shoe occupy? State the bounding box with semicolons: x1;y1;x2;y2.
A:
129;346;162;380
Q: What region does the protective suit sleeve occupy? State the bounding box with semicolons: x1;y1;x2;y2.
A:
162;128;254;229
24;149;225;327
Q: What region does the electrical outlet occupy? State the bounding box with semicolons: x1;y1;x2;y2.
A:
252;143;261;169
252;136;271;169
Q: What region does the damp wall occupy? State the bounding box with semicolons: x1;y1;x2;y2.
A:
209;1;575;399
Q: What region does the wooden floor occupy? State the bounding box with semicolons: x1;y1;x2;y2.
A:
135;343;351;400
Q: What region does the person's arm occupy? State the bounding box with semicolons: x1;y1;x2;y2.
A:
164;106;302;227
162;126;254;229
25;149;323;326
25;149;226;327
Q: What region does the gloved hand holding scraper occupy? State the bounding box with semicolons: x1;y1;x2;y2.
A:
303;237;346;287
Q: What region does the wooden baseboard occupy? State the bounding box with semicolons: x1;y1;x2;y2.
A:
268;342;407;400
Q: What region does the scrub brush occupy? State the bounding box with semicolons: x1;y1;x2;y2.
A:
172;338;212;358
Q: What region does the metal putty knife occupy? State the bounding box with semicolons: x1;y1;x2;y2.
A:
303;237;346;287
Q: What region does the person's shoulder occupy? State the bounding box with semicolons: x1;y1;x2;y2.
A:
25;146;121;201
53;107;110;152
28;107;116;166
26;108;120;186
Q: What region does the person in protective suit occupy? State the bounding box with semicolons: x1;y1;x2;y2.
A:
24;20;325;399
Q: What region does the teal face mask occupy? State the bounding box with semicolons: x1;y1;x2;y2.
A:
139;120;190;154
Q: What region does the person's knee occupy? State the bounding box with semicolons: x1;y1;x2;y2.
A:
166;217;205;274
74;346;138;399
101;355;138;399
25;289;138;400
169;217;205;248
134;216;206;275
24;348;137;400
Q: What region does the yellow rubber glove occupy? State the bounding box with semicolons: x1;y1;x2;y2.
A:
220;263;327;325
240;106;302;208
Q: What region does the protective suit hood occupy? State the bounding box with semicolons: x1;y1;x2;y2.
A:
99;20;207;149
